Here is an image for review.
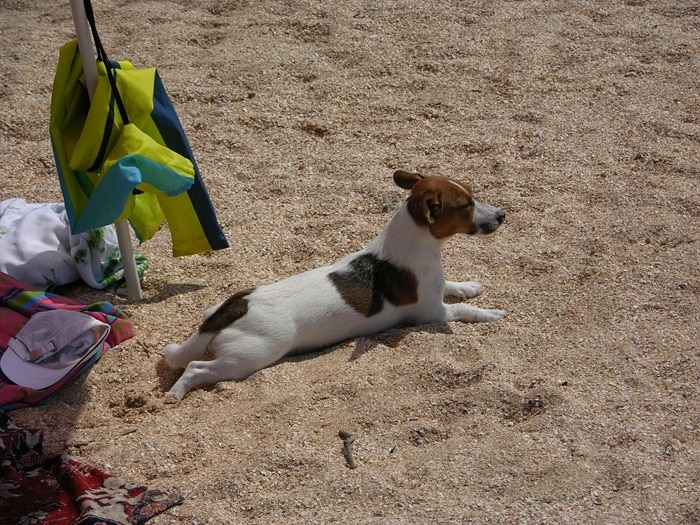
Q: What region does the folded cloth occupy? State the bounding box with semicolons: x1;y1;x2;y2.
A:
0;271;133;410
0;198;148;291
0;412;184;525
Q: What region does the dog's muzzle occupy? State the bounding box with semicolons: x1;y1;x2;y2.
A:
470;202;505;235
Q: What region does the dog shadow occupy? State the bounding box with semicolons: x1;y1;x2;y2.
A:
155;323;455;396
348;323;455;361
282;322;455;366
155;358;185;394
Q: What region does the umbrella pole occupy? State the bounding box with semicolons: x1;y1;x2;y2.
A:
69;0;143;300
114;221;143;300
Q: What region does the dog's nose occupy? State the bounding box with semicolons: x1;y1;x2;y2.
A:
496;210;506;224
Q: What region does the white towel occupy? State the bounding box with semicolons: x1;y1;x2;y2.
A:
0;198;147;291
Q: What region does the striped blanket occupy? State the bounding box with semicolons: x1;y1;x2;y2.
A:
0;271;133;410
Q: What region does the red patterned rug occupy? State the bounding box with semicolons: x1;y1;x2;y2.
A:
0;412;183;524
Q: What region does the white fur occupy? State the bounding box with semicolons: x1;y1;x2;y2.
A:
163;172;506;400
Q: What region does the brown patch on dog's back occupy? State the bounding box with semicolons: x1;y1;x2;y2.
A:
329;254;418;317
199;288;255;333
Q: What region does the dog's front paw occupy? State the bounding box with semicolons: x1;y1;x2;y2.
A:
444;281;483;300
445;304;507;323
480;308;507;322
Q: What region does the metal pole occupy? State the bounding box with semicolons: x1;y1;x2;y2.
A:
69;0;143;300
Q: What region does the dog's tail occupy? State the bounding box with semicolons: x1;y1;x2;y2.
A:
162;331;216;369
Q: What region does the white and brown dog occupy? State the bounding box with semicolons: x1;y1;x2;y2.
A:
163;170;506;399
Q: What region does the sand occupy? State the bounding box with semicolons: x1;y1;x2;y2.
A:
1;1;698;523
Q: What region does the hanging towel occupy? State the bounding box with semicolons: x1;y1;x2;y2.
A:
50;39;229;256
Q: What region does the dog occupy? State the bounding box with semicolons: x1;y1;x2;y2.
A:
163;170;506;399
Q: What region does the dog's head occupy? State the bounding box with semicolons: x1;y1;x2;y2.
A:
393;170;505;239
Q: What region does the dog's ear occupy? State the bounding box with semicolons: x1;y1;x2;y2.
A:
421;190;442;224
393;170;423;190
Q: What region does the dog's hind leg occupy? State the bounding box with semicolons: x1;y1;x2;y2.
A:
165;359;228;400
166;332;291;400
162;331;215;370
